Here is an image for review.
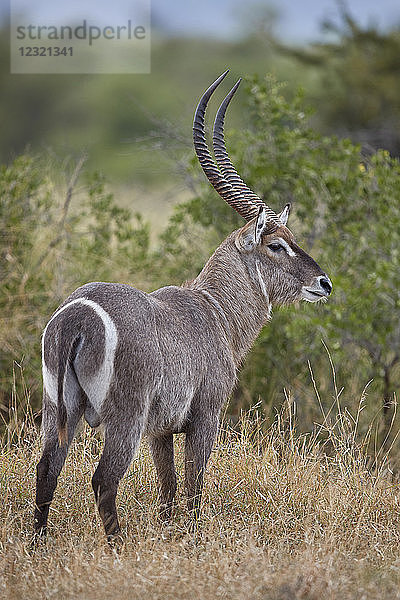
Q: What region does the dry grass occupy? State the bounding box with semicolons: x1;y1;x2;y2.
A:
2;386;400;600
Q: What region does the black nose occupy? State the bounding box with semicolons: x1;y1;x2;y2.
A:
319;276;332;295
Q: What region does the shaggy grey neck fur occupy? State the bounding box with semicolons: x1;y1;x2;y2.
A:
199;289;232;339
188;233;270;365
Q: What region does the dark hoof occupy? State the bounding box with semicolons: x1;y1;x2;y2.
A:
186;517;201;536
30;530;47;554
106;532;125;553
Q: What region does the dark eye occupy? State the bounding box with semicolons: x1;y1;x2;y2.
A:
268;243;284;253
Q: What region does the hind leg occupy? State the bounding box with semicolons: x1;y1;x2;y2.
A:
92;418;144;540
34;393;83;538
149;434;177;521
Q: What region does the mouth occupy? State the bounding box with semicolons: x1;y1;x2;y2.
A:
302;288;328;302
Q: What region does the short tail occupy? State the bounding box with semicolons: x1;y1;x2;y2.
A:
57;332;79;446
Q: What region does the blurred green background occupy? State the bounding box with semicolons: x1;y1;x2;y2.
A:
3;1;400;187
1;1;400;440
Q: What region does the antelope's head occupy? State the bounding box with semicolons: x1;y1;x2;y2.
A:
193;71;332;307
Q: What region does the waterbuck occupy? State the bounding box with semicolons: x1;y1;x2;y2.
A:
34;71;332;542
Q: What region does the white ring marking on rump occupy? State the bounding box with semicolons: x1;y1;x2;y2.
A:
42;298;118;413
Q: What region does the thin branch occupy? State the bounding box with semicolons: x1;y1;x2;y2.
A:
31;154;87;274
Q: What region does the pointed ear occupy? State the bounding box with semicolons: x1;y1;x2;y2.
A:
235;207;266;252
278;203;291;226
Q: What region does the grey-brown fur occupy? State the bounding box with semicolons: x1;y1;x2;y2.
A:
34;74;332;542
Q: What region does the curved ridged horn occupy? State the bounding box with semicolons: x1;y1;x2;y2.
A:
193;71;264;222
213;80;281;226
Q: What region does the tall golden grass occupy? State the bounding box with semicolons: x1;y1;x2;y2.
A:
1;373;400;600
